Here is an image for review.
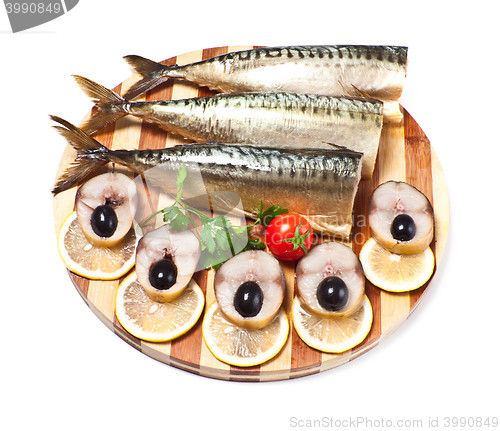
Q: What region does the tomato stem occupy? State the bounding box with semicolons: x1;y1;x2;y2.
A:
278;221;312;254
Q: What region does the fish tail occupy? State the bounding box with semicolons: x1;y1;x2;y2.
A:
122;55;178;99
51;115;112;195
73;75;128;134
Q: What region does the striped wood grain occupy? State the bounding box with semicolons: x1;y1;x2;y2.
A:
52;46;449;381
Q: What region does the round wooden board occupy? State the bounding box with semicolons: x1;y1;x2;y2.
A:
53;46;449;382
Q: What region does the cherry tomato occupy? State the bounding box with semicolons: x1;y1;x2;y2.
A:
265;214;313;261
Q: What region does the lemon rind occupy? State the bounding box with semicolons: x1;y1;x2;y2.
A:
57;211;141;281
115;272;205;343
360;238;435;293
292;295;373;354
202;302;289;367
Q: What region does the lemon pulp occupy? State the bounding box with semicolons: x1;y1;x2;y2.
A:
360;238;435;292
57;211;140;280
202;303;289;367
115;272;205;342
292;296;372;353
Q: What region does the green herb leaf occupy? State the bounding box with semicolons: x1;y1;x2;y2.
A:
202;215;237;252
214;228;230;250
231;224;252;235
256;201;289;226
200;228;216;254
244;237;266;251
278;221;312;254
200;248;227;271
213;214;231;229
256;201;264;218
176;163;188;200
162;206;190;232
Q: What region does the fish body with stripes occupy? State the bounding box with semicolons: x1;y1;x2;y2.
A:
123;45;407;119
51;116;363;238
75;76;383;178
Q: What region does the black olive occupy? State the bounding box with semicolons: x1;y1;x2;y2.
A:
234;281;263;318
317;276;349;312
90;204;118;238
391;214;416;242
149;258;177;290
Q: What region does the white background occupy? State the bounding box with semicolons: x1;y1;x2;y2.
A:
1;1;499;430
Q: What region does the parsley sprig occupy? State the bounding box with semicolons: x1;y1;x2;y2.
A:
141;164;288;269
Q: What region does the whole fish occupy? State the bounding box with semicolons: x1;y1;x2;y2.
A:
51;116;362;238
123;45;407;117
75;76;382;178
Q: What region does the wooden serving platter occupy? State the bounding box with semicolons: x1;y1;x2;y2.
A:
53;46;449;382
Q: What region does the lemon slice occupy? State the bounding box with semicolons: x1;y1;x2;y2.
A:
292;295;372;353
57;211;141;280
202;303;289;367
115;272;205;342
359;238;435;292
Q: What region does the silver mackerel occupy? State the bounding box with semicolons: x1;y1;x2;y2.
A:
51;116;363;238
75;76;383;178
123;45;407;117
